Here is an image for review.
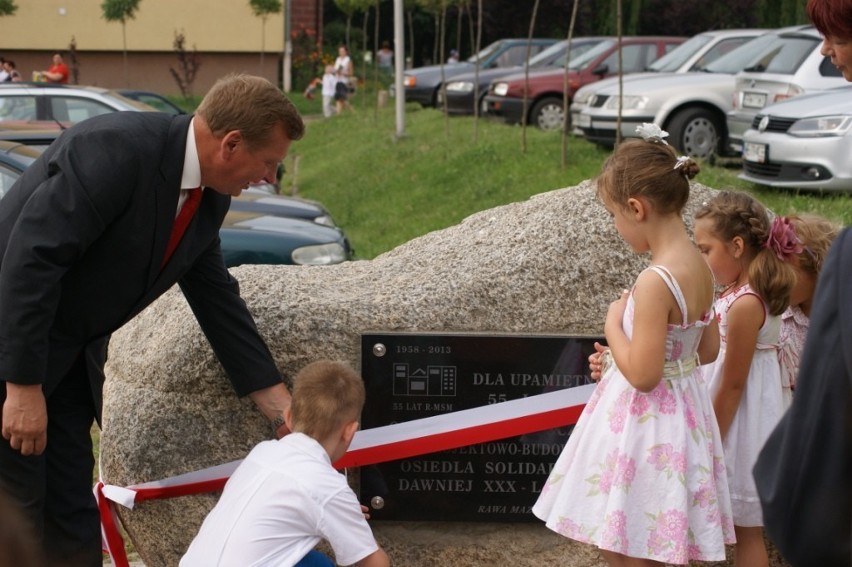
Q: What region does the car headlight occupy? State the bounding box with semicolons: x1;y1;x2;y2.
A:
445;81;474;93
493;82;509;97
573;89;593;105
291;242;347;265
604;95;647;110
403;76;416;87
788;115;852;137
312;214;336;227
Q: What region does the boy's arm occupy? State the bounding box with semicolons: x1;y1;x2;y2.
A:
354;548;390;567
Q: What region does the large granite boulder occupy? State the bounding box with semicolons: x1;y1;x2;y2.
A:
101;180;781;566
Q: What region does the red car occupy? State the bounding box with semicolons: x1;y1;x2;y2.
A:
484;36;686;131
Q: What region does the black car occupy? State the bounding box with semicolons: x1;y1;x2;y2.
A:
440;37;608;115
400;38;559;107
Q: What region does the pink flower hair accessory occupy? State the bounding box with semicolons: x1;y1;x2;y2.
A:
764;216;804;261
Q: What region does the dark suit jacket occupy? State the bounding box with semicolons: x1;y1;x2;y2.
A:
0;112;282;412
753;228;852;566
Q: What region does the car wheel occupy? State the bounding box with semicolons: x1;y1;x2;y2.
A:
530;97;565;131
666;108;722;159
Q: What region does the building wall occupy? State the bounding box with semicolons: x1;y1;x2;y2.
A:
1;0;323;95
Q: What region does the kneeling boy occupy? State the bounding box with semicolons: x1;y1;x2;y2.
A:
181;360;390;567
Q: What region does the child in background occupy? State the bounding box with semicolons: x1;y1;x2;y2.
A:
181;361;390;567
534;124;734;565
320;64;337;118
778;214;839;407
694;192;797;567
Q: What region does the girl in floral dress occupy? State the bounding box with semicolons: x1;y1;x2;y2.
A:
533;125;735;565
777;214;839;407
693;192;798;567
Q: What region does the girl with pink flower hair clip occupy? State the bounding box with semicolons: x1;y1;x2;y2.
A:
777;214;840;407
693;191;799;567
533;136;735;566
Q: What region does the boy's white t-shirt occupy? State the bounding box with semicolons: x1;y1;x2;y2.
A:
181;433;378;567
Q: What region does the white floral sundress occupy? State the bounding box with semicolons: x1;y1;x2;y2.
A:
532;266;735;564
704;283;784;527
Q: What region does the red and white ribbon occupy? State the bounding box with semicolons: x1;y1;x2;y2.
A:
98;384;594;566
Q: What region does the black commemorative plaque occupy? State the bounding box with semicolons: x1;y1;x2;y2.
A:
359;333;601;522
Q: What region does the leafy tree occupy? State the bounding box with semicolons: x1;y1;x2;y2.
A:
249;0;282;71
0;0;17;17
101;0;140;87
335;0;372;50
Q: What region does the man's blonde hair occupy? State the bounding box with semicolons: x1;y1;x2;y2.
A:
196;74;305;149
291;360;365;440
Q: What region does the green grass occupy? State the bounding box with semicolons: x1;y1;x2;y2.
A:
284;100;852;260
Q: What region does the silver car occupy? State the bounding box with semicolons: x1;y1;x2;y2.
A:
569;28;767;135
575;29;774;158
726;25;846;155
739;86;852;193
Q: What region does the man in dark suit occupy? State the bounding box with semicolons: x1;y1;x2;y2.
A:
0;74;303;566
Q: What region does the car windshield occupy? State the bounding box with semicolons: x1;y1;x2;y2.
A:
465;40;504;64
648;34;711;72
557;39;616;70
704;30;818;74
527;39;601;68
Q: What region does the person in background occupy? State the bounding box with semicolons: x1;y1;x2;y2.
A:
334;45;354;84
334;67;353;114
753;1;851;565
40;52;69;84
447;49;460;64
0;74;300;567
2;60;21;83
321;64;338;118
777;214;839;407
181;360;390;567
0;58;9;82
534;125;733;565
694;191;796;567
377;41;394;72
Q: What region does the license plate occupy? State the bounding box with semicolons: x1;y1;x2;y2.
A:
742;92;767;109
743;141;767;163
481;99;489;114
577;113;591;128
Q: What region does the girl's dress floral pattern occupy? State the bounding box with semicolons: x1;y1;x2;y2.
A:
532;267;735;564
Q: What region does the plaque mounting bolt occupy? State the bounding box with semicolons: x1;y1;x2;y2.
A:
370;496;385;510
373;343;386;357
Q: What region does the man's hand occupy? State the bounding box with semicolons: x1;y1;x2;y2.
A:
2;383;47;455
248;383;292;438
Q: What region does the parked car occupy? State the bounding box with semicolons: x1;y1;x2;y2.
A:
569;28;767;135
726;25;846;155
118;89;186;115
576;28;779;159
484;36;687;131
440;37;609;115
400;38;559;108
738;86;852;192
0;129;354;266
0;83;155;128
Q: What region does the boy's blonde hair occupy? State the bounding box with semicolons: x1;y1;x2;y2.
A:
290;360;365;440
789;214;840;276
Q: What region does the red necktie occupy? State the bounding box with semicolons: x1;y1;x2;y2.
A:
162;188;203;268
